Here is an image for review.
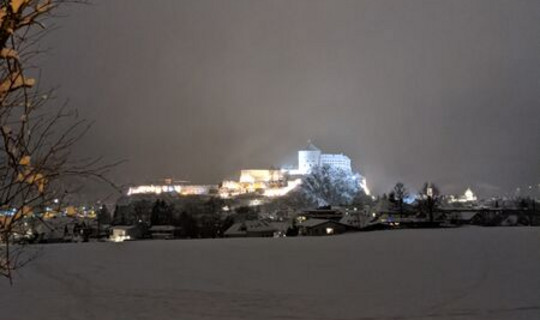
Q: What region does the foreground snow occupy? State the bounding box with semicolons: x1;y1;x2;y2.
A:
2;227;540;320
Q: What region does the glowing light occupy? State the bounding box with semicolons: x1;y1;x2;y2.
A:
111;229;133;242
221;145;370;201
127;184;212;196
222;180;240;189
360;177;371;196
325;227;334;235
263;179;302;197
127;185;168;195
449;188;478;203
239;174;255;183
464;188;477;201
239;170;284;183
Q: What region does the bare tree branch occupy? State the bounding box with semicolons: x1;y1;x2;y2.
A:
0;0;118;284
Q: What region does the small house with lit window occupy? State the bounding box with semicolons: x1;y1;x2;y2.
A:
110;225;142;242
149;225;180;239
298;219;348;236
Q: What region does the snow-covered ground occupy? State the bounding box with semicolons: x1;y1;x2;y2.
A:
2;227;540;320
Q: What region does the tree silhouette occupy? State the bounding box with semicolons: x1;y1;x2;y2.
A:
417;182;441;223
0;0;118;284
389;182;408;218
150;200;172;226
97;205;112;225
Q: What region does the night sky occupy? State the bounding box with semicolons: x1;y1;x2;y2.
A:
40;0;540;198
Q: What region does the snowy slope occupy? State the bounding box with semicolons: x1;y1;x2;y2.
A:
1;227;539;320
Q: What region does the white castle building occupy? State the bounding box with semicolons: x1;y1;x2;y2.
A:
219;142;369;198
449;187;478;203
291;142;352;175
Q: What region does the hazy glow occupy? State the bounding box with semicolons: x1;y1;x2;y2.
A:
110;229;132;243
239;170;284;183
263;179;302;197
360;177;371;196
127;184;212;196
449;188;478;203
249;199;262;207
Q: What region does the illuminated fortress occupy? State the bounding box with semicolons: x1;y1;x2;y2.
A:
128;142;369;197
219;142;369;197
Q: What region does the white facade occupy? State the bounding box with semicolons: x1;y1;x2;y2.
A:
320;154;352;172
464;188;477;202
239;169;285;183
298;149;322;174
449;188;478;203
295;142;352;174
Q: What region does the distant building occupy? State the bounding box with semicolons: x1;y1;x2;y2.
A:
297;219;349;236
220;168;297;197
320;153;352;172
449;188;478;203
291;141;352;175
224;221;288;238
297;142;322;174
289;141;370;194
298;206;344;221
127;179;217;196
130;142;367;199
220;141;369;197
110;225;142;242
239;169;285;183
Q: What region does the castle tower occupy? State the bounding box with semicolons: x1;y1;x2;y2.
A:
298;141;321;174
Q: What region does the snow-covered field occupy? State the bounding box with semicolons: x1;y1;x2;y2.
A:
2;227;540;320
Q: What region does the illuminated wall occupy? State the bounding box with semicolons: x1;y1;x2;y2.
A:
298;149;322;174
320;154;352;172
239;169;285;183
297;145;352;174
127;184;214;196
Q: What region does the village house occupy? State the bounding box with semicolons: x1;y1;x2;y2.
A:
298;218;349;236
224;221;288;238
110;225;142;242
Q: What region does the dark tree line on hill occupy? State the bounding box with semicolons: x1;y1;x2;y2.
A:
385;181;539;226
112;197;230;238
386;181;445;222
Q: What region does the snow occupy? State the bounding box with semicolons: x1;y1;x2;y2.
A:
2;227;540;320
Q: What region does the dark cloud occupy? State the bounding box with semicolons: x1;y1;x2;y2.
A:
40;0;540;198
